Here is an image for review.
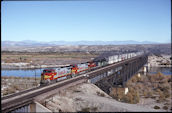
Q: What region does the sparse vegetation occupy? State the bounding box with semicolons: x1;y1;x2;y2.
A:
1;51;98;67
96;91;105;97
79;106;98;112
73;90;81;93
110;87;140;104
110;72;171;106
80;107;90;112
162;106;168;110
154;105;160;109
1;76;41;96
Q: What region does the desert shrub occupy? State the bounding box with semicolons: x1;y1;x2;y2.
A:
162;106;168;110
164;103;170;106
148;91;153;98
3;91;9;96
91;107;98;111
26;77;31;80
124;93;134;104
110;88;125;100
75;98;83;101
149;72;166;83
120;88;140;104
131;76;138;83
12;85;20;90
158;91;166;102
6;87;16;94
96;91;105;97
100;93;105;97
154;106;160;109
73;90;81;93
121;95;130;103
80;107;90;112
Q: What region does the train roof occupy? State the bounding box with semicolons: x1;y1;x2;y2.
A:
93;51;119;62
93;51;141;62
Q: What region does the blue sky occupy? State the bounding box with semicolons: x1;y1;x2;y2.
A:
1;0;171;43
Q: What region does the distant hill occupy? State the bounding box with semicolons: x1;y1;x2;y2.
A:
2;40;160;47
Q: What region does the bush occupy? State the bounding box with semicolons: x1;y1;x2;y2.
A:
154;106;160;109
96;91;105;97
91;107;98;111
162;106;168;110
13;85;20;90
80;107;90;112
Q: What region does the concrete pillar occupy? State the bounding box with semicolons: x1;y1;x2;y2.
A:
143;66;147;75
87;79;91;83
124;87;129;95
30;101;52;112
147;63;150;72
30;102;36;112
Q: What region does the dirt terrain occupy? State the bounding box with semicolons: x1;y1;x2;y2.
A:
42;83;165;112
148;54;171;67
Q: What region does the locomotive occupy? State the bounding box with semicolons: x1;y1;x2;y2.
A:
40;61;96;84
40;51;144;84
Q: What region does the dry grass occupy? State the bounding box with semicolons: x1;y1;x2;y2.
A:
110;72;171;105
2;52;97;64
110;87;140;104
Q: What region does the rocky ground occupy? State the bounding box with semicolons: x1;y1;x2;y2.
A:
148;54;171;67
41;83;165;112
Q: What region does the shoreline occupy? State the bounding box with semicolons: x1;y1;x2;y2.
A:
1;63;70;70
2;63;171;70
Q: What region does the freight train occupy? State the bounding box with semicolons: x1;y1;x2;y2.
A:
40;51;144;84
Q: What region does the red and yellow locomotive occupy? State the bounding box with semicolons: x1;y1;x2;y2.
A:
40;61;96;84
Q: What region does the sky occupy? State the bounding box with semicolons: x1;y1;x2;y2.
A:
1;0;171;43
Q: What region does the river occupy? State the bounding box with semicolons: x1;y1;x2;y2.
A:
1;67;171;78
1;68;44;77
148;67;171;75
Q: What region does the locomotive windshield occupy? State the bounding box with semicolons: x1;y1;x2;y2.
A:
43;69;54;73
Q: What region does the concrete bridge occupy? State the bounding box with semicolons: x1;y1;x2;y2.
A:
1;54;148;113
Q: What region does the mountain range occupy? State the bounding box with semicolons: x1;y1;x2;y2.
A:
2;40;162;47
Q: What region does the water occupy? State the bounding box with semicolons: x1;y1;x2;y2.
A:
1;69;44;77
148;67;171;75
1;67;171;78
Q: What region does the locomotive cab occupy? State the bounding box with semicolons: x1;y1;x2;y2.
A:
40;69;56;84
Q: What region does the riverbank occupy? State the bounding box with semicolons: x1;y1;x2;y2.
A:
1;51;97;70
1;62;70;70
148;54;171;67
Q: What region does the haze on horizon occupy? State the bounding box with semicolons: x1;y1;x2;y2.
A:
1;0;171;43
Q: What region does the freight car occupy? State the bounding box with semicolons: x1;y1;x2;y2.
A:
40;51;144;84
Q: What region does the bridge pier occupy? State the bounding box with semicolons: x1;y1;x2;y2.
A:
124;87;129;95
30;101;52;112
